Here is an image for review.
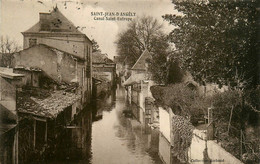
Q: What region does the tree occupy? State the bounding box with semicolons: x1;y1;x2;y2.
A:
0;35;21;53
91;39;100;53
116;16;166;64
116;16;182;84
163;0;259;89
163;1;259;161
0;35;21;67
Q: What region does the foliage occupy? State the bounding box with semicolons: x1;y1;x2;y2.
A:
212;89;260;163
116;16;164;65
115;16;179;84
150;84;208;123
91;39;100;53
0;53;14;67
163;0;259;89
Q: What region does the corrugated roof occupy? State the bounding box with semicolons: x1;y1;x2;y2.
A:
131;49;150;70
23;7;83;35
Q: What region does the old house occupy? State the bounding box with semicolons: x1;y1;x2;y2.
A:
0;7;95;163
123;50;157;125
92;51;116;87
21;6;92;105
12;44;87;102
13;66;83;163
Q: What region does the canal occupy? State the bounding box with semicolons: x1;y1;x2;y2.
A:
48;87;180;164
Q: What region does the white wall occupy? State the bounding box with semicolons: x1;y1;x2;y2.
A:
159;107;171;142
159;133;171;164
188;129;243;164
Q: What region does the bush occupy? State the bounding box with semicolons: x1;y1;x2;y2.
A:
151;84;208;123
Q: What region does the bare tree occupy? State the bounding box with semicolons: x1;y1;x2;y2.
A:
0;35;21;53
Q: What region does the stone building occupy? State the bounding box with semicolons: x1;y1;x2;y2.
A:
124;50;157;125
92;51;116;87
21;6;92;104
0;6;94;163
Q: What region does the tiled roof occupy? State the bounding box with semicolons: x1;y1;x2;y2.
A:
92;51;114;64
17;89;81;118
113;56;125;63
23;7;83;35
14;66;42;72
131;49;150;70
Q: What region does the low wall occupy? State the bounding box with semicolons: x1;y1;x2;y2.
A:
188;129;243;164
159;133;171;164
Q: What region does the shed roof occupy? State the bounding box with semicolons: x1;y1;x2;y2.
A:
14;66;42;72
0;71;24;79
17;90;81;118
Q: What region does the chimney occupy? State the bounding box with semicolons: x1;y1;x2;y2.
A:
39;13;51;31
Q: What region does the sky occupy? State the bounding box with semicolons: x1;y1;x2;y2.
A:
0;0;178;59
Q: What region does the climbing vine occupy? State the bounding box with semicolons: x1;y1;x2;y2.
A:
171;115;194;163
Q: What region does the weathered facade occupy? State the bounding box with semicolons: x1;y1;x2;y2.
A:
13;44;83;83
123;50;156;125
21;7;92;104
1;7;95;163
92;51;116;87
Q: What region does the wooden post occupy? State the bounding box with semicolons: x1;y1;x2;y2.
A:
240;130;243;159
227;106;233;134
45;122;48;143
16;128;18;164
207;107;214;140
33;119;36;149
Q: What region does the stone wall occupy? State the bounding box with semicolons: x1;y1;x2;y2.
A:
188;129;243;164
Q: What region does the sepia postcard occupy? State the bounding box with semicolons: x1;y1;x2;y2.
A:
0;0;259;163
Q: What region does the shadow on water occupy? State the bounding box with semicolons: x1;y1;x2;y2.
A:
47;86;181;164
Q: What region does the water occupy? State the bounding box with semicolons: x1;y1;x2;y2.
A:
48;87;169;164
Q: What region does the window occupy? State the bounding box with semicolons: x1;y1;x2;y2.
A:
29;38;37;47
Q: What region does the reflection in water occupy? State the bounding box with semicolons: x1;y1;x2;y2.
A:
49;87;165;164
